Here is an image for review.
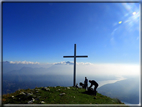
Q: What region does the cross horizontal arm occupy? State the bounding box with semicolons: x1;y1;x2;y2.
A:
63;56;88;58
63;56;74;58
76;56;88;57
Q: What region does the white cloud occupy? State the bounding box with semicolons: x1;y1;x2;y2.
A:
9;61;40;64
76;62;93;65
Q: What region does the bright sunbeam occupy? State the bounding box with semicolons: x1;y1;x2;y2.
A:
120;3;140;31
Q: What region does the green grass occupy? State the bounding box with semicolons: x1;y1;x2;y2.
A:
2;86;127;105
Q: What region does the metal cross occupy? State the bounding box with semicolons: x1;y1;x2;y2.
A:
63;44;88;86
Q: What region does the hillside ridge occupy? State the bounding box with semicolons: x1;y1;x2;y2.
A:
2;86;127;105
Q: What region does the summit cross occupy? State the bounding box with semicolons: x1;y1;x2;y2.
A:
63;44;88;87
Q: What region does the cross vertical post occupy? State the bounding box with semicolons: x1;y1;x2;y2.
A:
63;44;88;87
74;44;76;87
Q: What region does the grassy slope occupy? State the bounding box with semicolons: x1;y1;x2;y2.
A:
2;86;126;105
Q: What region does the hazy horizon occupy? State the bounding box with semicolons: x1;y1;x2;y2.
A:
3;60;140;89
3;61;140;76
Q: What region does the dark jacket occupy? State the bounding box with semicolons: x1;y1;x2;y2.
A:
89;80;98;87
84;78;88;85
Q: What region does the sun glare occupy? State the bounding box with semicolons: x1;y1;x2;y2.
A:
132;12;136;15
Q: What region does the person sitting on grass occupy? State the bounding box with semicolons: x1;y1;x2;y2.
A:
75;83;79;88
79;82;85;88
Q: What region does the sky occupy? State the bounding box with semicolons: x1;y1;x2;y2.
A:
2;3;140;76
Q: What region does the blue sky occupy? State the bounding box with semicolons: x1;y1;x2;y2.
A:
3;3;140;64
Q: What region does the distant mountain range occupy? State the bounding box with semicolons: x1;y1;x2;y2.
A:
3;61;73;75
98;76;139;104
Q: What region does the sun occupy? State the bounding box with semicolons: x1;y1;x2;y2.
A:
132;12;136;15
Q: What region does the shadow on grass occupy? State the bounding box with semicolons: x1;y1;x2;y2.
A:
81;91;96;96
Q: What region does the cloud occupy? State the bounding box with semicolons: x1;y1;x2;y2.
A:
76;62;93;65
53;61;93;65
9;61;40;64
